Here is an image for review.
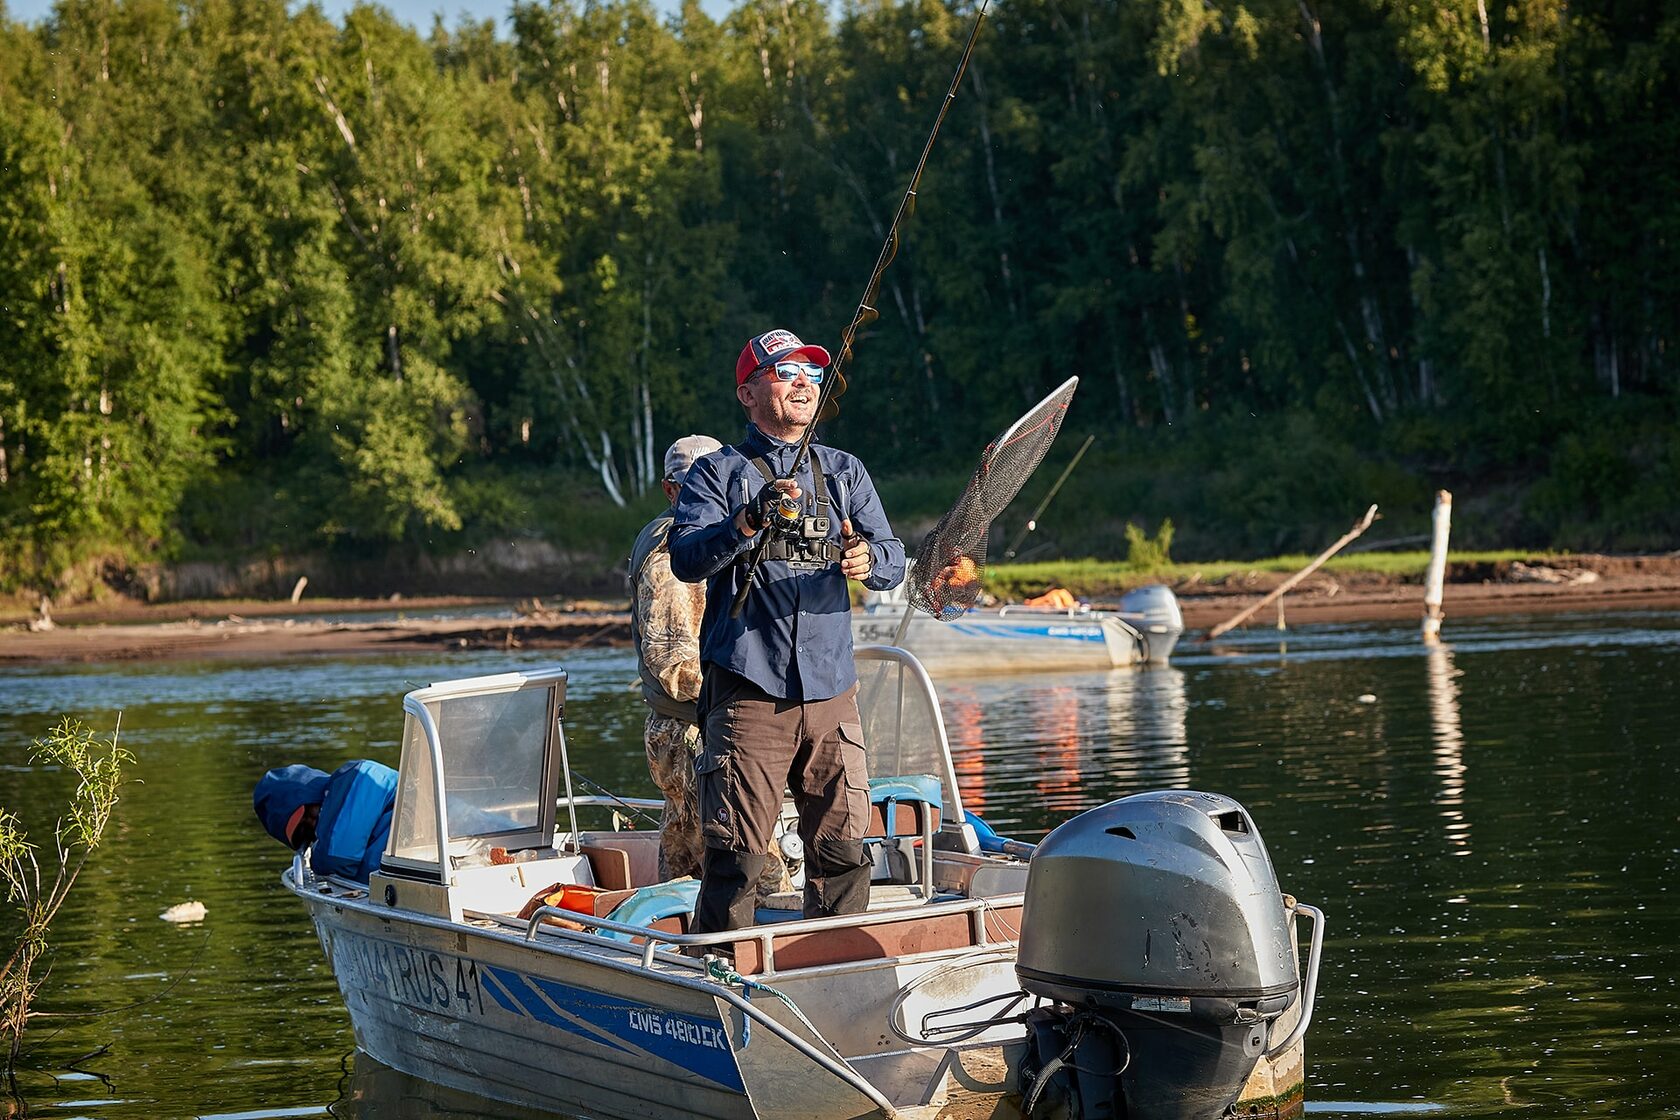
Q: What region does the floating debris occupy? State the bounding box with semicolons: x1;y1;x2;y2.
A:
1509;560;1600;585
159;901;207;923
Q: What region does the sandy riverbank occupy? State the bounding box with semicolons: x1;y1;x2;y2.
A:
2;556;1677;664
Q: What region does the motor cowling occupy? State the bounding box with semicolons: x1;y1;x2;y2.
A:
1118;584;1184;665
1016;791;1298;1120
1118;584;1184;635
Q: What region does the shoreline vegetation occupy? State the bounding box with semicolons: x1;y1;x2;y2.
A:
4;552;1677;665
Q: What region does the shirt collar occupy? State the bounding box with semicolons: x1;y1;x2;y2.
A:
741;422;804;460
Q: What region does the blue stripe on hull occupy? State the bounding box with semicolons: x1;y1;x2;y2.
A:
483;964;745;1092
946;622;1107;643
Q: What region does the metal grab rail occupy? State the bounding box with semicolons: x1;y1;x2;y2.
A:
1266;901;1325;1060
518;892;1022;976
995;604;1090;618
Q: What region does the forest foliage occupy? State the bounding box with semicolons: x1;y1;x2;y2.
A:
1;0;1676;595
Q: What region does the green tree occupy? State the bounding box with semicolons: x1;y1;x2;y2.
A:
508;0;735;505
0;1;224;585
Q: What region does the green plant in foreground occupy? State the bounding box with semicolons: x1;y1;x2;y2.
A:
0;717;132;1074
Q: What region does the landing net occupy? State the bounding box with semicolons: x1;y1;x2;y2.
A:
905;376;1078;621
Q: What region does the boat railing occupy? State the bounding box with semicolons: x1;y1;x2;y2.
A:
994;604;1089;618
511;892;1024;977
554;792;665;827
1266;901;1325;1059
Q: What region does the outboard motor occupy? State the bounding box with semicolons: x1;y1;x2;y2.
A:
1117;585;1184;664
1016;791;1301;1120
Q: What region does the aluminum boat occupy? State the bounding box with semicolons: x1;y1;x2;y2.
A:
852;586;1184;674
282;645;1320;1119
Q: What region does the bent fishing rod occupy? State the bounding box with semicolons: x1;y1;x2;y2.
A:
1003;434;1096;560
731;0;993;618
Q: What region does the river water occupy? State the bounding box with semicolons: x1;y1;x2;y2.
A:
0;611;1675;1118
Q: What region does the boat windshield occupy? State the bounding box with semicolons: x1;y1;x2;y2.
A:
386;669;566;873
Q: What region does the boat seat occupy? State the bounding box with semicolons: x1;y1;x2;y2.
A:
578;831;663;889
598;879;701;942
867;775;942;899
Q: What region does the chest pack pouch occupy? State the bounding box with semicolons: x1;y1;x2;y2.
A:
746;450;844;572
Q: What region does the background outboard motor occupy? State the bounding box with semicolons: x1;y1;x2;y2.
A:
1016;791;1299;1120
1117;585;1184;664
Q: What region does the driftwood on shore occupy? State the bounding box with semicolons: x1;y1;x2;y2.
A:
1200;505;1380;642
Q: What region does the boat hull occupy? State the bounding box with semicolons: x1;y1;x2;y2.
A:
297;878;1039;1120
314;899;761;1117
299;879;1305;1120
853;608;1178;673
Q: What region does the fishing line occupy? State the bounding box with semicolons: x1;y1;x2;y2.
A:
731;0;993;617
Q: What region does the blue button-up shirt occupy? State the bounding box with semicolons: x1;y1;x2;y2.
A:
669;424;906;701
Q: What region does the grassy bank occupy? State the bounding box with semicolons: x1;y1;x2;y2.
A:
983;551;1553;602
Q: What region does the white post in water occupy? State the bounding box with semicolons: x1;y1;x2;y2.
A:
1422;490;1453;644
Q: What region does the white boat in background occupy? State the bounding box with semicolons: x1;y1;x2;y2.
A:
853;584;1185;673
281;646;1321;1119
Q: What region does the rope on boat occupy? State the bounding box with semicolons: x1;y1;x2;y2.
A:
978;895;1022;940
703;955;827;1048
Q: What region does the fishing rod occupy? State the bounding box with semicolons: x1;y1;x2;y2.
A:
730;0;993;618
568;769;661;828
1002;434;1095;560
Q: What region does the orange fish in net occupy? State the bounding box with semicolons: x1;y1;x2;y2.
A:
928;555;980;614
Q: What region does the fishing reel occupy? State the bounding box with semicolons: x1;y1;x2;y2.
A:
752;489;830;542
751;487;838;571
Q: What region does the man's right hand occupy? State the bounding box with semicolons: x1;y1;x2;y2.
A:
736;479;802;536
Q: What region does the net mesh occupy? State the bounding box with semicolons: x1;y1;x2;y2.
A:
905;377;1078;621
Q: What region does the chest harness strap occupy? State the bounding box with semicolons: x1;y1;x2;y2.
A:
743;448;844;570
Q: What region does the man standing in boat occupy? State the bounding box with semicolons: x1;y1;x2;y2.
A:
630;434;788;900
670;328;906;932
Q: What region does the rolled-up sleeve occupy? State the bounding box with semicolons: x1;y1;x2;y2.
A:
669;457;753;583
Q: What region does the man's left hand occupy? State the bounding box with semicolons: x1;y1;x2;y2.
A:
840;519;873;581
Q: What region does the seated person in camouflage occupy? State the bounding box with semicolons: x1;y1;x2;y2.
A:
631;435;790;896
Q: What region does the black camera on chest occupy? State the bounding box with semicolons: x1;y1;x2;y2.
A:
748;451;842;571
766;512;838;569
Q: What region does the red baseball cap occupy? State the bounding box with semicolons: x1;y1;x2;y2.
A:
735;329;832;386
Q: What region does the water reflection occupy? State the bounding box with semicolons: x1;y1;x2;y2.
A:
1104;667;1191;788
937;666;1188;835
330;1051;557;1120
1425;645;1469;855
944;693;988;813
